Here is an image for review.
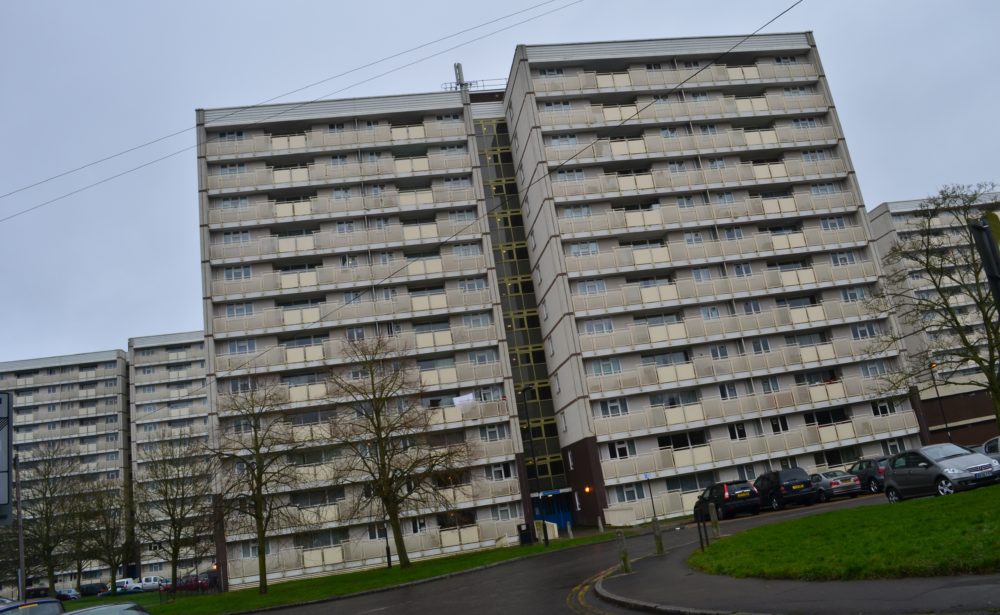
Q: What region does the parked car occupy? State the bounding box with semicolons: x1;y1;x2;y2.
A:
24;588;52;600
175;574;208;592
810;470;862;502
79;583;108;597
693;480;761;521
847;456;890;493
55;588;80;601
753;468;817;510
71;604;151;614
884;443;1000;502
980;436;1000;462
114;579;142;593
0;598;12;605
138;577;165;592
0;599;66;614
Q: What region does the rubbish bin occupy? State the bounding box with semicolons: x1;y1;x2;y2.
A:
518;523;533;546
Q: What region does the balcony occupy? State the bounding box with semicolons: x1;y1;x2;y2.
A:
419;361;505;388
206;153;471;192
580;300;874;353
564;226;867;274
587;337;890;395
571;261;879;315
205;120;467;158
210;255;488;299
533;61;819;94
539;94;829;129
599;411;919;482
545;125;838;163
550;159;848;200
558;192;857;236
208;187;477;226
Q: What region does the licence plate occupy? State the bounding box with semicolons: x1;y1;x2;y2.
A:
974;471;992;480
736;492;750;498
792;484;804;490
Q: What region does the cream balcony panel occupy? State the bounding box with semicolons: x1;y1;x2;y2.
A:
764;93;828;113
424;121;466;139
632;245;670;266
284;344;325;364
206;168;272;190
428;405;464;425
595;72;632;89
602;104;638;123
272;167;310;184
475;478;519;500
282;307;322;327
638;284;679;305
789;304;826;325
770;232;806;251
784;158;848;178
405;258;444;277
397;189;435;206
268;134;307;151
205;134;270;156
403;223;439;242
415;330;454;349
428;153;471;171
608;139;647;158
456;362;503;383
411;293;448;312
648;323;687;344
735;97;770;114
168;388;189;398
394;157;430;174
664;402;704;426
390;125;424;141
472;438;515;459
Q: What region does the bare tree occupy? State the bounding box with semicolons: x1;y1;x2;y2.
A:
870;183;1000;427
85;479;130;593
0;526;20;598
134;435;216;594
64;495;98;593
324;336;471;569
19;442;80;595
209;379;303;595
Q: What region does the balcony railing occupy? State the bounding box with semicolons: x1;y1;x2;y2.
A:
210;255;488;299
205;121;467;157
564;226;867;274
557;192;856;235
571;261;879;314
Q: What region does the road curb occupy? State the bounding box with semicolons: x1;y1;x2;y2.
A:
594;574;770;615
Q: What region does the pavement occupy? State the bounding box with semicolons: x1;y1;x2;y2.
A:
596;496;1000;615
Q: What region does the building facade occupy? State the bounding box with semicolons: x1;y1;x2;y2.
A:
197;92;526;585
502;33;922;524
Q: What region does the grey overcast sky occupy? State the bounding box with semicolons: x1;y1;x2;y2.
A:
0;0;997;362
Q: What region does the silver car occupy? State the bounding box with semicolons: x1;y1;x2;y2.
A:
884;443;1000;502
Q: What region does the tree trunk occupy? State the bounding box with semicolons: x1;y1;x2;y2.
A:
171;548;180;598
387;505;410;568
46;563;56;597
255;517;268;594
75;559;83;592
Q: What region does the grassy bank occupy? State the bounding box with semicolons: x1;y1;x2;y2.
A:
67;531;617;614
688;484;1000;580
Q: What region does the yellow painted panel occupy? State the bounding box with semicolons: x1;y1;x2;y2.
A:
403;226;422;241
798;269;816;284
301;307;320;323
761;130;778;145
391;127;408;140
745;131;762;147
411;296;430;311
415;332;435;348
753;165;771;180
658;285;678;301
674;448;694;467
300;271;317;287
819;425;838;443
597;74;615;88
667;323;687;340
826;382;846;399
323;546;344;565
610;141;630;157
800;346;818;363
273;169;291;183
408;126;425;139
278;238;297;252
613;73;631;88
434;330;453;345
305;345;324;361
635;174;654;190
656;365;678;383
294;201;311;216
603;107;621;122
297;235;315;251
459;526;480;544
649;326;668;343
809;385;829;403
762;199;780;214
779;197;796;212
275;202;294;218
439;367;458;383
684;403;704;422
726;67;743;80
618;175;637;191
676;364;695;381
440;528;460;548
625;211;645;228
742;66;760;80
817;344;836;361
769;163;787;178
736;99;753;113
412;157;430;172
303;550;323;568
628;139;647;154
307;383;326;399
790;308;808;325
751;98;769;112
286;347;306;364
692;445;713;464
395;159;413;174
773;235;790;250
288;135;306;149
289;386;308;402
283;310;303;326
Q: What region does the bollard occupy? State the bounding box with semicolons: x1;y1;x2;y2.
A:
651;516;664;555
708;504;721;539
597;516;604;534
567;522;574;539
616;530;631;573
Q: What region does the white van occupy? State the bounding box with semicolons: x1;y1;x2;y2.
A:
114;578;141;592
140;576;165;591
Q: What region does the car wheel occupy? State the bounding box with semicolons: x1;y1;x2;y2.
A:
817;490;828;503
886;486;902;503
868;478;880;494
936;477;955;496
769;495;782;511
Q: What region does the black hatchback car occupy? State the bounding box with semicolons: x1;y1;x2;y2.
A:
847;456;890;493
753;468;817;510
693;480;760;521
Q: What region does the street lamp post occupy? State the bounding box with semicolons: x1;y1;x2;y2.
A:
929;362;952;442
518;386;548;547
14;455;25;602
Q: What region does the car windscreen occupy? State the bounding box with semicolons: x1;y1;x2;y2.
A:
923;443;972;462
778;468;808;481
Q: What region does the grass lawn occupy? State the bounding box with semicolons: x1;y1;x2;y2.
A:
688;484;1000;580
65;531;618;614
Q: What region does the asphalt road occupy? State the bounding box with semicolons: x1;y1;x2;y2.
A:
265;494;883;614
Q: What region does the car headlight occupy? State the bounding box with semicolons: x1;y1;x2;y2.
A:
991;459;1000;469
943;467;963;475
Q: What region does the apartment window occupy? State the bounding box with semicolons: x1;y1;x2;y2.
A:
666;471;716;493
692;267;713;282
710;344;729;360
699;124;719;135
220;196;250;209
540;68;565;76
139;384;155;394
217;163;245;175
841;286;867;303
851;322;878;340
811;183;839;195
783;86;812;96
228;338;256;354
589;357;622;376
443;176;471;188
820;216;847;230
555;168;586;182
462;312;492;328
569;241;600;257
561;204;592;218
719;383;739;400
575;279;607;295
831;251;856;266
645;63;662;70
668;160;690;172
751;338;771;354
872;399;897;416
760;376;780;394
743;300;762;315
453;243;483;257
770;415;790;433
327;122;345;132
701;305;722;320
793;118;821;129
801;149;832;161
714;191;736;204
543;100;572;111
650;389;698;408
728;422;748;440
486;463;514;481
614;482;645;503
226;302;254;317
861;360;888;379
608;439;636;459
469;349;498;365
775;56;799;64
436;113;462;122
581;318;614;335
682;60;701;69
661;126;691;138
551;134;578;145
223;266;252;281
882;438;906;456
596;398;629;417
687;91;709;101
368;524;387;540
479;423;509;442
216;130;245;142
336;220;355;234
676;195;696;209
140;366;155;375
345;327;365;342
733;262;753;278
